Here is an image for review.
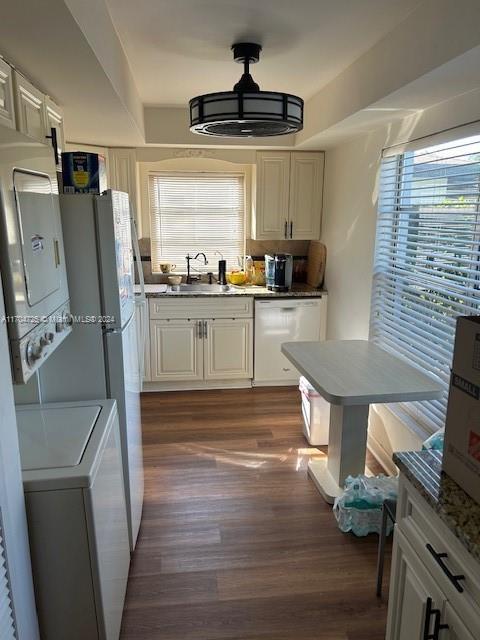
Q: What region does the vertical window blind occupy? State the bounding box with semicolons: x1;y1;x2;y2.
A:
149;172;245;273
0;509;16;640
370;133;480;432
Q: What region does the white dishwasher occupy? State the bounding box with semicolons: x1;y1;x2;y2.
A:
254;296;327;385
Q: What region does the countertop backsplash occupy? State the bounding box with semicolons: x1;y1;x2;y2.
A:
135;237;312;284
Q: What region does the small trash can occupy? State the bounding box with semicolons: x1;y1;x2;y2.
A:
299;376;330;445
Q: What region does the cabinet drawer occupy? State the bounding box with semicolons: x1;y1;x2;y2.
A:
398;477;480;631
149;297;253;319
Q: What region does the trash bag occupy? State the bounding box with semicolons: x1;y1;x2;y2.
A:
333;474;398;537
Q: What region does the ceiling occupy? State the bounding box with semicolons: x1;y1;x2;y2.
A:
105;0;421;106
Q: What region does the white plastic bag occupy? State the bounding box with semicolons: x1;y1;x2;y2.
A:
333;474;398;536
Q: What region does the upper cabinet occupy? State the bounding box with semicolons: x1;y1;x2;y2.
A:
0;58;15;129
12;70;64;167
289;152;324;239
43;96;65;167
13;72;46;142
254;151;291;239
109;148;140;233
252;150;324;241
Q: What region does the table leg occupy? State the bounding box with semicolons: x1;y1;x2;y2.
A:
308;404;370;504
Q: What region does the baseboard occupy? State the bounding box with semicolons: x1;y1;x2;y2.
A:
142;379;253;392
252;380;299;387
367;431;398;476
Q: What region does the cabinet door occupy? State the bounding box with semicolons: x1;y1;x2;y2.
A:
443;603;477;640
253;151;290;240
13;72;46;142
109;148;140;234
204;319;253;380
44;96;65;167
0;58;15;129
289;152;324;239
386;529;447;640
150;319;203;381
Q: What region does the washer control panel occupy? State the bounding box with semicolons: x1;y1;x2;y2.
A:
10;302;73;384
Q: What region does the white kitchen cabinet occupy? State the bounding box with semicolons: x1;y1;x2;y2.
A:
386;475;480;640
150;319;203;382
0;58;15;129
289;152;324;239
252;151;324;240
443;603;476;640
253;151;291;240
204;319;253;380
43;96;65;167
387;528;447;640
13;71;46;142
148;298;254;386
109;148;140;233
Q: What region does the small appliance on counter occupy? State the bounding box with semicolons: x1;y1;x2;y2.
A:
443;315;480;504
265;253;293;292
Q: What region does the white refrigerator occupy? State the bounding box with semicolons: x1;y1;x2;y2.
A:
39;190;144;550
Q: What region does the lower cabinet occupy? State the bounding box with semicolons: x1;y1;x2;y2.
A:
205;319;253;380
150;319;203;382
442;603;476;640
386;476;480;640
388;528;447;640
150;318;253;383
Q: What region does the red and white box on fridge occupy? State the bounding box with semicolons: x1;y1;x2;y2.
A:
443;316;480;504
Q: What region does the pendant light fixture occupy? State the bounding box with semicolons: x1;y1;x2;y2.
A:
189;43;303;137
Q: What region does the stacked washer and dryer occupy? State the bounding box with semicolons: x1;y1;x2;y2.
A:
0;125;139;640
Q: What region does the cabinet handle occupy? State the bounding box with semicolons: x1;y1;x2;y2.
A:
45;126;59;165
290;221;293;238
426;543;466;593
423;597;449;640
284;220;288;239
203;320;208;339
53;238;60;266
197;320;203;339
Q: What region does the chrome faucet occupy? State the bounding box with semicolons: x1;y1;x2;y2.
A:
186;252;208;284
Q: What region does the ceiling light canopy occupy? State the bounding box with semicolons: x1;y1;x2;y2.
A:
189;43;304;138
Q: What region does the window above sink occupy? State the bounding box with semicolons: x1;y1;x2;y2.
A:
148;172;246;274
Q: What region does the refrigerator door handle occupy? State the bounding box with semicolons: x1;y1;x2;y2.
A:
131;216;145;301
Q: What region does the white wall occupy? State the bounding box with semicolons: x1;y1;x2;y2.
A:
321;88;480;469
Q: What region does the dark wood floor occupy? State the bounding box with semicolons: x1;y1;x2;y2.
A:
120;387;390;640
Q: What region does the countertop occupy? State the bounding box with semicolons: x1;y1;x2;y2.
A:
281;340;443;406
135;283;327;298
394;449;480;563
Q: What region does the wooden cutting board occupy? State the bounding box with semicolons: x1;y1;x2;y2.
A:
307;241;327;288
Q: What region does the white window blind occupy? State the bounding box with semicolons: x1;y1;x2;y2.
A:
370;133;480;432
149;172;245;273
0;510;16;640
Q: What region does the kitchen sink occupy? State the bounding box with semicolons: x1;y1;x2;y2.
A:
168;283;237;294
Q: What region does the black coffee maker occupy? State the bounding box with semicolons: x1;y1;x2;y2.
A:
265;253;293;292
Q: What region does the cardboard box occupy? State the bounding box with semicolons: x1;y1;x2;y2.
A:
61;152;107;194
443;316;480;504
